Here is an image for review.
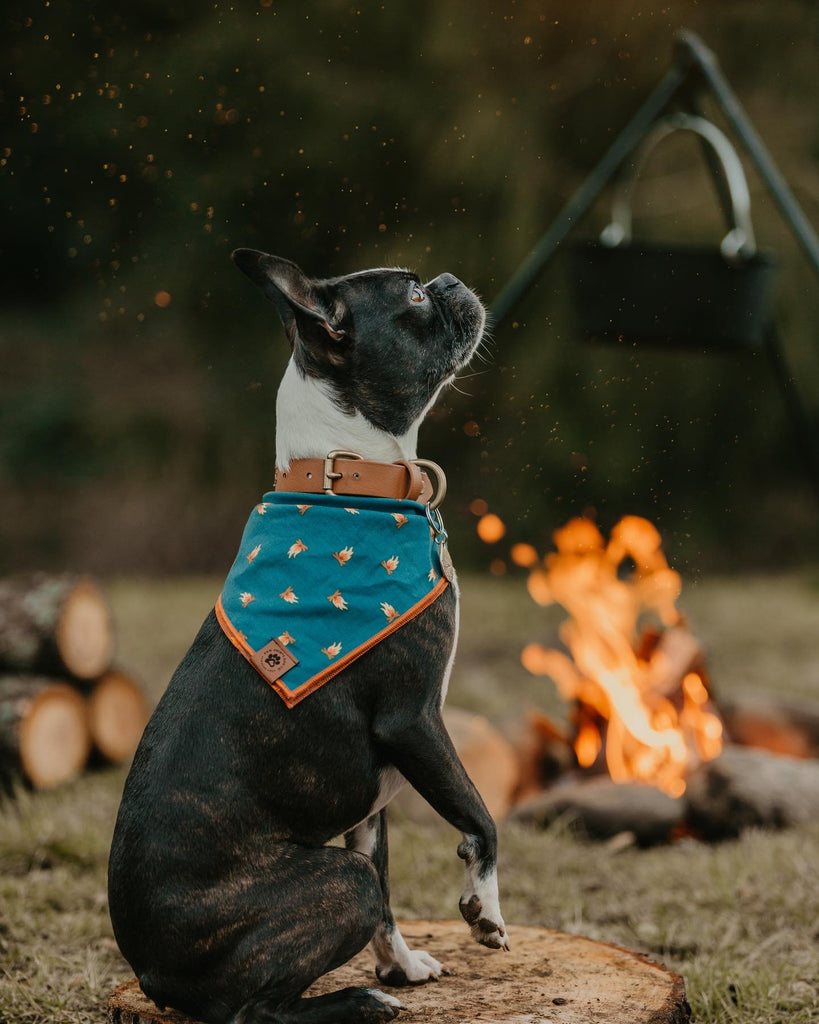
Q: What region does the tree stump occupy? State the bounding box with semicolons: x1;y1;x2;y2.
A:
108;920;690;1024
86;670;150;763
0;573;115;680
0;676;90;788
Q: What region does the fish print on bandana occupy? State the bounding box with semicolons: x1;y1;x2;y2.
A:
216;491;449;707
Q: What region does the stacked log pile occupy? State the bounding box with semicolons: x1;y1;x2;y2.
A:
0;573;149;790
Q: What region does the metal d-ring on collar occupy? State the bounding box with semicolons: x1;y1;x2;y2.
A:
410;457;447;540
411;458;447;510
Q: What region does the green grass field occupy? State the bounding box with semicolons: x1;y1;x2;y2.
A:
1;572;818;1023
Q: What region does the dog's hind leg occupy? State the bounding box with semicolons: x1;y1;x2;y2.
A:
223;843;404;1024
139;843;398;1024
344;810;444;986
233;985;401;1024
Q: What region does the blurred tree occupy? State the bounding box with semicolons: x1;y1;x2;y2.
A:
1;0;818;574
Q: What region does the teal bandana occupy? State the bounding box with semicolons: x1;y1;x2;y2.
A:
216;491;449;706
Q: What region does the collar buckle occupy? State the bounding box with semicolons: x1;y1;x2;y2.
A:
322;450;363;494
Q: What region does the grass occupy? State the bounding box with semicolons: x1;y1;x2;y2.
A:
1;571;818;1023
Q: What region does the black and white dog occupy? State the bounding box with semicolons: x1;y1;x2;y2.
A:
108;251;508;1024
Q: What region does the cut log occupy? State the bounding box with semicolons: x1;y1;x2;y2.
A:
108;920;690;1024
498;709;574;802
509;776;685;846
391;707;520;823
86;670;150;763
0;573;115;680
720;695;819;759
685;744;819;840
0;676;91;788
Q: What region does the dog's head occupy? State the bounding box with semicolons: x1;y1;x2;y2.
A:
232;250;486;443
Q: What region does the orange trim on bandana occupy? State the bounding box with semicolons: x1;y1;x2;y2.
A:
216;577;449;707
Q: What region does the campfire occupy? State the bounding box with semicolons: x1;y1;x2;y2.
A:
464;508;819;843
514;515;722;797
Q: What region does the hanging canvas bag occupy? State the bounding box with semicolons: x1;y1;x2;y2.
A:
571;112;777;350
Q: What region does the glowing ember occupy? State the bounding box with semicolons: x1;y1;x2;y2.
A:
477;513;506;544
518;515;723;797
510;543;539;568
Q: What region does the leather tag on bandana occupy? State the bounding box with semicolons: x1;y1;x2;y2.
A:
251;638;299;685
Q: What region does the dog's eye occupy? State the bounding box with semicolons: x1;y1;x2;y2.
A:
410;284;426;304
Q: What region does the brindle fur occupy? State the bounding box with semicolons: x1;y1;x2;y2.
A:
108;254;505;1024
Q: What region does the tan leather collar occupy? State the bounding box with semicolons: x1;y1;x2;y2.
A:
274;451;446;507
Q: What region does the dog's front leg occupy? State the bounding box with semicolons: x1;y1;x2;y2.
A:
345;809;445;985
375;711;510;951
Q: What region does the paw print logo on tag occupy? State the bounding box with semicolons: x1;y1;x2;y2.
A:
252;638;299;684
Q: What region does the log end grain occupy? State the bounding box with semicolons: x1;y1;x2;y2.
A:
87;670;150;763
108;920;690;1024
18;681;90;788
56;577;115;680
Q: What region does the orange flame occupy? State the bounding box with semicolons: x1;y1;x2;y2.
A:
519;516;722;796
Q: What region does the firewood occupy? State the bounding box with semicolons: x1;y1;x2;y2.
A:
509;776;685;846
442;707;520;818
392;707;521;823
0;573;115;680
0;675;91;789
109;920;691;1024
86;670;150;764
497;709;573;801
642;624;705;698
685;744;819;840
720;695;819;759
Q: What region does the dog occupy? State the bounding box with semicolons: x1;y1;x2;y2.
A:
108;250;509;1024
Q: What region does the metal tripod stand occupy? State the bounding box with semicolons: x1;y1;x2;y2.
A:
490;29;819;487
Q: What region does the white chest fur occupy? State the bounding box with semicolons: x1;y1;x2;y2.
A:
275;354;460;823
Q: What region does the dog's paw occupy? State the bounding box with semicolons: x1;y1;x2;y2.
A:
365;989;403;1010
459;894;511;951
376;949;446;986
357;989;402;1022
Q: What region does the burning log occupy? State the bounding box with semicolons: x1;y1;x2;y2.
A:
685;745;819;841
518;516;723;799
497;709;574;801
109;919;691;1024
720;695;819;759
0;676;91;789
0;573;115;680
509;777;685;846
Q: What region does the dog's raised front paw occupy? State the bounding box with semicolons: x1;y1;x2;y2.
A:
459;893;511;951
376;949;446;986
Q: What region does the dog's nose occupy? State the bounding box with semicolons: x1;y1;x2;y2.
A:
428;273;462;291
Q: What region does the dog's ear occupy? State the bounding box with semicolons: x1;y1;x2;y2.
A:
231;249;346;347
